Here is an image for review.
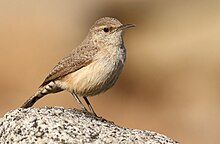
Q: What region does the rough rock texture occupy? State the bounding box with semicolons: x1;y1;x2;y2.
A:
0;107;178;144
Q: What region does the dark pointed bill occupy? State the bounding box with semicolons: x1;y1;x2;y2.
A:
117;24;136;31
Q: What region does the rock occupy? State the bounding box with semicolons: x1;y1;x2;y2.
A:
0;107;178;144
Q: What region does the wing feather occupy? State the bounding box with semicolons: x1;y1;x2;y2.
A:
40;44;99;87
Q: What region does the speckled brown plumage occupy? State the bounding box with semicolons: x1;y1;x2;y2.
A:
41;45;99;87
21;17;135;116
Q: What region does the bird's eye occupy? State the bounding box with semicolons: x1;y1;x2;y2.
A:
103;27;109;33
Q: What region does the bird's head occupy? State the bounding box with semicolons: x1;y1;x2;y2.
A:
89;17;135;46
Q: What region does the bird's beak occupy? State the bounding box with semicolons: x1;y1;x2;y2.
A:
117;24;136;31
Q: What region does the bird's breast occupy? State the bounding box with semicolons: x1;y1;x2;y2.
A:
59;45;126;96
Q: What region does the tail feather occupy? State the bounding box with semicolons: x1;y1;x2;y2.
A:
21;81;62;108
21;88;46;108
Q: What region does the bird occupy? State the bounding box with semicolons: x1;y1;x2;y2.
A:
21;17;135;116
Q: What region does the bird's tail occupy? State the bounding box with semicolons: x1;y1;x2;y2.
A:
21;81;62;108
21;87;47;108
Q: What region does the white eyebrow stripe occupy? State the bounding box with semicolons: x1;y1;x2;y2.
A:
93;25;117;31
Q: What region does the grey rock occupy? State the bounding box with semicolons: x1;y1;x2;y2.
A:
0;107;178;144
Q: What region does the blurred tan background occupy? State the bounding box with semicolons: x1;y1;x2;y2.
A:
0;0;220;143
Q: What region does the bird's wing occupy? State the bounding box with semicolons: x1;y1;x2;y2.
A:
40;44;99;87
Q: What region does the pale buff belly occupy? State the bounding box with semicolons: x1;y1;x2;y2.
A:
57;53;124;97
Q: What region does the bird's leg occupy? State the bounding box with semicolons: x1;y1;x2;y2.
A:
83;97;97;116
71;92;88;112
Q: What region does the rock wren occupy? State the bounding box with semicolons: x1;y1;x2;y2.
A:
21;17;135;116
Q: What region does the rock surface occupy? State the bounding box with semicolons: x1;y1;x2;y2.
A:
0;107;178;144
